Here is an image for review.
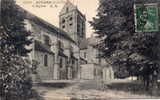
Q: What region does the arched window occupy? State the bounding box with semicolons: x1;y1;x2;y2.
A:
84;52;86;58
69;17;73;21
44;35;50;46
60;58;63;68
94;68;97;77
58;40;64;49
62;25;65;29
66;7;69;13
44;55;48;67
70;46;73;56
62;19;65;24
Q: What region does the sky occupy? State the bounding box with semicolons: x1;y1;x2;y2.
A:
16;0;99;38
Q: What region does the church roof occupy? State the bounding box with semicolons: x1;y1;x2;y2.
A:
18;6;76;44
28;15;76;43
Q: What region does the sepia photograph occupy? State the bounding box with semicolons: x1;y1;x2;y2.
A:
1;0;160;100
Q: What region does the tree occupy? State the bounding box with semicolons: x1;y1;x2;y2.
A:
1;0;32;56
0;0;34;99
90;0;160;91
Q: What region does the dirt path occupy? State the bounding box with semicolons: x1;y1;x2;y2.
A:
34;80;160;100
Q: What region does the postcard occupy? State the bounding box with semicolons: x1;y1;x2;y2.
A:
1;0;160;100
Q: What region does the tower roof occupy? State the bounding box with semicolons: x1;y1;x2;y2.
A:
59;0;77;16
59;0;86;20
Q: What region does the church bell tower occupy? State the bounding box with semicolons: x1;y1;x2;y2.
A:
59;0;86;43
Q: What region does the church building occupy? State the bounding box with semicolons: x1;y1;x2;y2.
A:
20;0;114;81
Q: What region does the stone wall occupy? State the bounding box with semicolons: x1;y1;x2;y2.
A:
34;51;55;81
80;64;102;80
103;67;114;80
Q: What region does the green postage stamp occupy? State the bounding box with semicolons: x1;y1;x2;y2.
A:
134;3;159;32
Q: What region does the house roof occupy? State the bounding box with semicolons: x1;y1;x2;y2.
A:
34;40;54;55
